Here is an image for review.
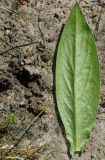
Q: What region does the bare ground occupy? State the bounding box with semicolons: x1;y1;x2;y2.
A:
0;0;105;160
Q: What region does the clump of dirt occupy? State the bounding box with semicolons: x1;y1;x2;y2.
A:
0;0;105;160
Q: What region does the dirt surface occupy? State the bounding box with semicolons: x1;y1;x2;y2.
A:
0;0;105;160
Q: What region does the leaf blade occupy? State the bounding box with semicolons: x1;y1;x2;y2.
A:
56;3;100;153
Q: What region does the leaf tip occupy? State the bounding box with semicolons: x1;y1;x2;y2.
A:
72;2;83;16
74;2;80;8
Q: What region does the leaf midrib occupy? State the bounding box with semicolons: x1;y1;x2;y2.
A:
74;4;79;151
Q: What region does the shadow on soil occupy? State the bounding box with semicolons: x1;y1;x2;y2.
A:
52;24;72;160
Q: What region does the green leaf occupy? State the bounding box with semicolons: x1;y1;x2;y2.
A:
56;2;100;153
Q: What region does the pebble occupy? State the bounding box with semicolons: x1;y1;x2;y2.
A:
98;104;105;113
5;29;11;35
92;11;97;17
97;6;103;12
25;90;32;99
28;97;42;111
84;0;90;4
24;58;34;65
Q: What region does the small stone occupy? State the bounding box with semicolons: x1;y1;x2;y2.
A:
5;29;11;35
84;0;90;4
24;58;33;65
97;6;103;12
25;90;32;99
98;103;105;113
92;11;97;17
20;61;25;66
19;100;26;107
41;54;51;62
28;97;42;111
24;66;40;76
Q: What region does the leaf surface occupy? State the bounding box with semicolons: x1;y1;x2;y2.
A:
56;3;100;153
